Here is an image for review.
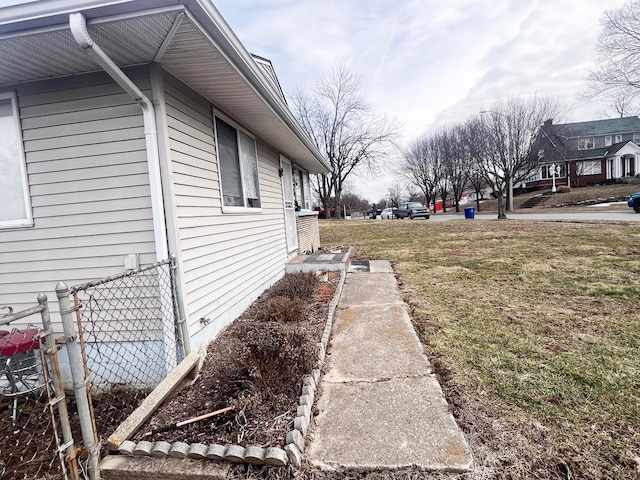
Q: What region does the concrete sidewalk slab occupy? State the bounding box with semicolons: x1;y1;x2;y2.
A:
339;272;403;306
324;305;430;382
308;263;473;472
368;260;394;273
309;377;472;472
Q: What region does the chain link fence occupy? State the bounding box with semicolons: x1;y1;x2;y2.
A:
1;258;185;479
71;257;184;397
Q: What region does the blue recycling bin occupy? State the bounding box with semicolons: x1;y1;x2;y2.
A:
464;207;475;219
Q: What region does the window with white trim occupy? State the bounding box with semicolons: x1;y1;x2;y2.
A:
0;91;31;228
215;117;261;210
605;135;612;146
577;160;602;176
634;133;640;144
541;164;566;179
577;137;594;150
615;134;622;143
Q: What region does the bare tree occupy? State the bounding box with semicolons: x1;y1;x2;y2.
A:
589;2;640;99
399;136;442;212
291;65;400;218
463;119;490;211
386;181;405;207
478;95;566;219
341;191;371;213
439;125;472;213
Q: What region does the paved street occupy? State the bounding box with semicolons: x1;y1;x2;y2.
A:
367;209;640;223
431;210;640;222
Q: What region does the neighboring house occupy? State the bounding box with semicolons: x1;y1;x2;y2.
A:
524;117;640;190
0;0;330;354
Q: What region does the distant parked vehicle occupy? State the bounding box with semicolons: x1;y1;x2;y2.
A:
628;192;640;213
380;207;395;219
395;202;430;219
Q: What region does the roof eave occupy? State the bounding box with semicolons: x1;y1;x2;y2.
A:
0;0;331;174
187;0;330;172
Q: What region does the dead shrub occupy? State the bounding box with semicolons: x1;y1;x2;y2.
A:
237;321;317;390
256;296;308;323
556;185;572;193
262;272;318;301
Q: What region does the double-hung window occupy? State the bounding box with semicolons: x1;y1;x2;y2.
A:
215;117;261;211
0;91;31;228
605;135;612;147
577;137;594;150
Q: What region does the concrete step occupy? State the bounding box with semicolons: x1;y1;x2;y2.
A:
286;250;350;273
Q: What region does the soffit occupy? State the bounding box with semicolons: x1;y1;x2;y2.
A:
0;9;328;173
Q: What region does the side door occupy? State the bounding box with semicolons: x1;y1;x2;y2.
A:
280;156;298;253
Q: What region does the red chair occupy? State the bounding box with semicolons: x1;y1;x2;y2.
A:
0;327;46;422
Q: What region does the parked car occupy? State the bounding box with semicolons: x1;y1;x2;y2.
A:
380;207;395;219
395;202;430;219
628;192;640;213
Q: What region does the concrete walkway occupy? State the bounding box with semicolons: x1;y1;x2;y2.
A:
307;260;473;472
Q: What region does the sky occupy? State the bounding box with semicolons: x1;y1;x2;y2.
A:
214;0;629;202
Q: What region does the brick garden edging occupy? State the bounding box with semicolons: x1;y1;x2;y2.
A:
108;266;347;469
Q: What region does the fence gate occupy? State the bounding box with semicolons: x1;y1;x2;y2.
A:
0;295;79;480
60;257;184;478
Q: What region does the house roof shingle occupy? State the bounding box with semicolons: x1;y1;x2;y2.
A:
548;116;640;138
538;117;640;163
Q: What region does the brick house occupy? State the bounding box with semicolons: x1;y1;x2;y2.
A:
524;116;640;189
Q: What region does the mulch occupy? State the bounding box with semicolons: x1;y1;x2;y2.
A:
0;270;339;479
137;271;339;447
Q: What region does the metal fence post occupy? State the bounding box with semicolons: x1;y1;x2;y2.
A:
170;254;190;356
39;292;80;480
56;282;100;480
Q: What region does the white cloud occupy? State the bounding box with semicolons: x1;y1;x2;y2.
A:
214;0;631;201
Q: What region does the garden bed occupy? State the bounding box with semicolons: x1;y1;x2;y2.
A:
112;270;342;467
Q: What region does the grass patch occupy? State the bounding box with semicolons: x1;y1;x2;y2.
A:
320;219;640;479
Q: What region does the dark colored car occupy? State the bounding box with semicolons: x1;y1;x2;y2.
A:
628;192;640;213
395;202;430;219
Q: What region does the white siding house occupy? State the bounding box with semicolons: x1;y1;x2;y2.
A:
0;0;330;355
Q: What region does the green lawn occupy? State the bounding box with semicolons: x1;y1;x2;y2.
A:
321;219;640;479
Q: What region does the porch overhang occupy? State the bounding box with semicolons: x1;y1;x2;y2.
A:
0;0;330;174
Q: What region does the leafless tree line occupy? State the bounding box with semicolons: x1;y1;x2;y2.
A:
399;95;566;219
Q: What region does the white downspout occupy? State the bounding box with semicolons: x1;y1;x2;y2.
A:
69;12;168;262
69;13;177;374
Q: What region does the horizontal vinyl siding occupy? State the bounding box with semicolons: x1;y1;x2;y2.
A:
0;69;156;322
164;74;287;341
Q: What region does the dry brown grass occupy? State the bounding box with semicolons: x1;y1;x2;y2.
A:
319;219;640;480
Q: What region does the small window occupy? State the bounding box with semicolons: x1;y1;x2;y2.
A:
0;91;31;228
634;133;640;144
615;134;622;143
577;137;594;150
215;117;261;210
605;135;612;146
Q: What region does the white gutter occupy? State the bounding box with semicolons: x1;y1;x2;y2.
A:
69;11;168;262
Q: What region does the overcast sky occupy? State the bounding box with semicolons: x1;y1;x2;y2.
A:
214;0;628;202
